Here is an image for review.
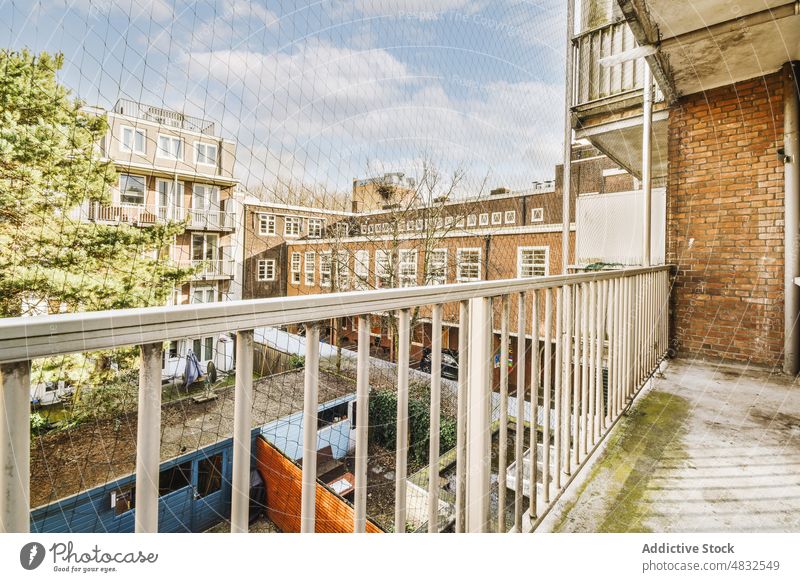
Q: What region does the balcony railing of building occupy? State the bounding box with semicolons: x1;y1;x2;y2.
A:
113;99;216;135
572;20;662;110
186;208;236;231
181;258;235;279
88;203;186;225
0;266;670;533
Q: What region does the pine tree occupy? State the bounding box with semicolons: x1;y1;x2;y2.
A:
0;49;191;316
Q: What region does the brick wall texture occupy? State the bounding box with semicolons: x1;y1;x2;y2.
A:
667;72;786;366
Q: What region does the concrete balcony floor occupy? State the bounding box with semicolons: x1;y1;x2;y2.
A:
547;358;800;533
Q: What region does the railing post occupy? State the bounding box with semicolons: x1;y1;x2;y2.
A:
394;308;411;533
135;342;162;533
542;288;553;504
427;305;443;533
231;329;254;533
514;292;526;532
0;360;31;533
301;323;320;533
498;295;510;533
354;315;370;533
466;297;491;533
455;301;470;532
529;290;540;521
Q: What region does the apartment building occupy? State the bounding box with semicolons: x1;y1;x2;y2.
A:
241;146;636;377
85;99;241;377
569;0;799;371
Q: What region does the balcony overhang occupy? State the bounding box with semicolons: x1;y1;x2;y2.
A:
617;0;800;98
576;109;669;180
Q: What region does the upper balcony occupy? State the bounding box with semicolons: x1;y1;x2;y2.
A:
113;99;216;135
0;266;670;533
186;208;236;232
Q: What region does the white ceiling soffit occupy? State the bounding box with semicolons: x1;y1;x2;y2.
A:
634;0;800;96
576;110;669;179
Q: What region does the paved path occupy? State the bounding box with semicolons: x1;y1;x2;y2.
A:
551;358;800;532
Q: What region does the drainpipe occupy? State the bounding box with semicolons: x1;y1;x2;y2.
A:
642;63;653;267
561;0;575;274
784;61;800;375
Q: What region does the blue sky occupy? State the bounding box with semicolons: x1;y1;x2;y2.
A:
2;0;567;196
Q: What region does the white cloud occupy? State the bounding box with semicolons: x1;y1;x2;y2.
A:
62;0;174;23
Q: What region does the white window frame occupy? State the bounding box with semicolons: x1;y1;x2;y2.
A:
156;134;182;161
426;248;447;286
531;207;544;222
335;251;349;290
354;250;370;290
258;213;276;235
319;252;332;287
190;284;217;304
456;217;465;228
416;219;424;231
504;210;516;224
284;216;302;237
304;252;315;285
308;218;324;238
517;246;549;278
120;125;146;154
290;252;302;285
375;250;392;288
467;214;477;227
491;211;502;225
257;259;276;282
456;248;482;282
398;249;418;288
479;213;489;226
194;141;218;166
119;174;146;206
368;224;375;234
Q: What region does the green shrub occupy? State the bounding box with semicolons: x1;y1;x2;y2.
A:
288;354;305;369
368;389;457;464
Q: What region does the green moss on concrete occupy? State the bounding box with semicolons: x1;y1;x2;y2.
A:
553;389;690;532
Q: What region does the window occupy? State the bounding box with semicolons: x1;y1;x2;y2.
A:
531;208;544;222
191;285;216;304
156;179;181;218
415;219;424;231
381;223;389;233
406;220;415;231
158;461;192;497
320;252;332;287
304;252;315;285
518;247;549;278
479;213;489;226
113;487;135;516
157;134;182;160
196;454;223;498
354;250;369;289
195;142;218;165
336;251;349;290
192;184;219;210
427;249;447;286
336;223;350;237
360;224;367;235
368;224;375;234
491;212;502;225
192;336;215;363
259;214;276;235
257;259;276;281
467;214;477;227
120;126;146;154
399;250;417;287
308;218;324;238
456;248;481;282
291;252;302;284
284;216;301;237
119;174;145;205
375;250;392;288
456;217;465;228
504;210;516;224
191;233;218;262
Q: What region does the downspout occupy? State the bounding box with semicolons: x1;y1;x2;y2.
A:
642;63;653;267
784;61;800;375
561;0;575;274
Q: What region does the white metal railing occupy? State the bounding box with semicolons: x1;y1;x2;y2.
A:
0;266;670;533
113;98;216;135
91;203;185;225
187;208;235;231
182;258;235;279
574;20;643;106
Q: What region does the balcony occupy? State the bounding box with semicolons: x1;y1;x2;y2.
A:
570;19;669;180
113;98;216;135
182;258;235;280
186;208;236;231
88;203;185;226
0;266;671;533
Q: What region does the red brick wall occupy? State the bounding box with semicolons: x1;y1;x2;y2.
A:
667;72;785;366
